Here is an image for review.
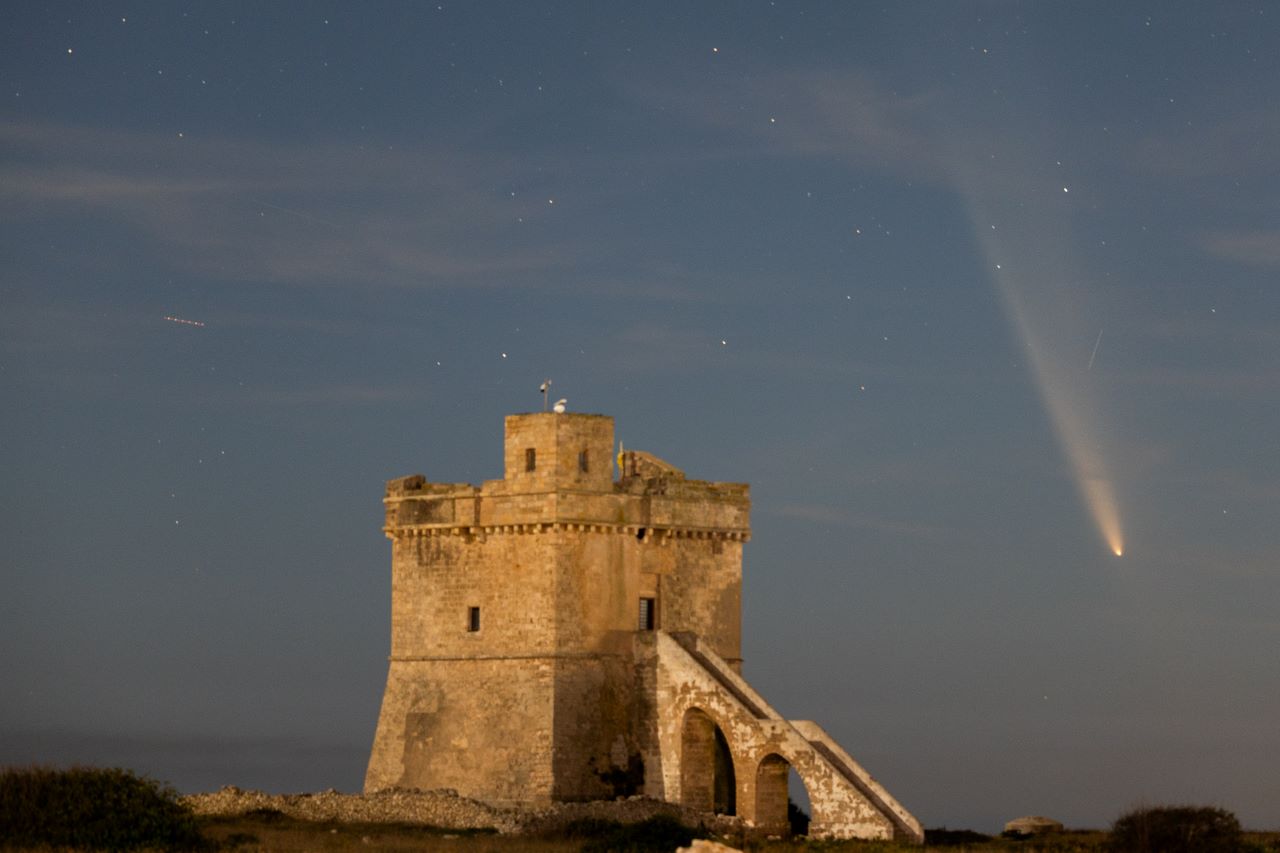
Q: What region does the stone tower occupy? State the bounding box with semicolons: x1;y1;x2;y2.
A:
366;412;922;842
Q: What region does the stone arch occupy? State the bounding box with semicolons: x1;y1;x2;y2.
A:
754;753;791;835
680;707;736;815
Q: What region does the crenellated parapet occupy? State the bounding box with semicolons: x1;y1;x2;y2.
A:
386;521;750;542
383;437;751;541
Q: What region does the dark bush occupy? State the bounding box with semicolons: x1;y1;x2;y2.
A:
1110;805;1243;853
578;814;699;853
557;817;625;839
927;826;994;845
0;765;207;851
787;798;810;837
243;806;287;821
221;831;259;848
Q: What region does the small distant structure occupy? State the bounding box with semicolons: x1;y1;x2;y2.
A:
365;411;923;842
1004;816;1064;836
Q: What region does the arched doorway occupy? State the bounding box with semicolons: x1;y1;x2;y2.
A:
754;755;812;836
713;726;736;815
680;708;736;815
755;753;790;834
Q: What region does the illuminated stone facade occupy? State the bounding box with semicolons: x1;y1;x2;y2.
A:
365;412;921;841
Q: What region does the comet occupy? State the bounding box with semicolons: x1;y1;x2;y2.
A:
953;159;1125;558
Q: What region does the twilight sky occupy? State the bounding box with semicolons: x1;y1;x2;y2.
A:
3;1;1278;832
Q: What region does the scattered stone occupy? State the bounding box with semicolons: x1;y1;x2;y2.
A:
182;787;525;833
678;840;742;853
181;787;737;836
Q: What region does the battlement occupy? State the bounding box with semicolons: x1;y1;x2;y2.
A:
384;413;750;538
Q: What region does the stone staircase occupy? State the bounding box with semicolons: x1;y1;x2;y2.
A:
655;632;923;843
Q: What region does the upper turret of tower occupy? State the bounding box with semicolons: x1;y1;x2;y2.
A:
501;412;614;494
384;410;748;536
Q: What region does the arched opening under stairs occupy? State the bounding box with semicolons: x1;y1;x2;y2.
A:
680;707;736;815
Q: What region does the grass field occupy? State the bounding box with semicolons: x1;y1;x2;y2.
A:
4;768;1277;853
194;813;1280;853
198;813;564;853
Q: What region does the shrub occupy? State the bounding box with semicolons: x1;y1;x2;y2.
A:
578;814;699;853
927;826;994;845
787;798;810;837
557;817;626;839
243;806;287;821
221;831;259;848
1110;805;1243;853
0;765;207;851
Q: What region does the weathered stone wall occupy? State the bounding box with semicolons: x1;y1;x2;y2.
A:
502;412;615;494
549;655;642;801
656;536;743;667
365;658;555;802
544;528;644;801
552;529;636;654
388;532;560;659
368;525;563;800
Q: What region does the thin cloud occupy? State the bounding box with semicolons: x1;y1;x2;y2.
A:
1113;364;1280;398
0;121;579;288
595;320;980;391
631;70;946;182
1198;229;1280;270
1135;108;1280;179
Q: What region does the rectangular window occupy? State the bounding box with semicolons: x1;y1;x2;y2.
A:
578;449;589;473
638;597;656;631
525;448;536;471
468;606;481;632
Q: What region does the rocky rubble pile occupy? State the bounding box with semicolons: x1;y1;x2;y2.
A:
182;787;740;836
182;786;524;832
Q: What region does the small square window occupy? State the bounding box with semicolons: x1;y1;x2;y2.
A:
525;448;536;472
578;449;589;473
468;606;481;632
638;597;656;631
